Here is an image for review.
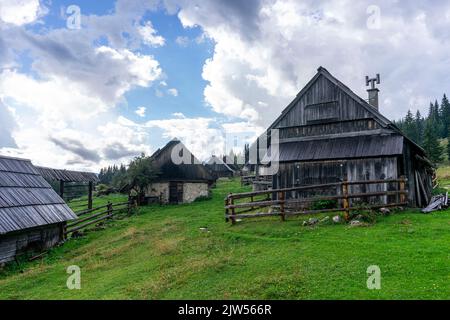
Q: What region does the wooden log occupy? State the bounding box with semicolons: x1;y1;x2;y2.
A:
65;214;111;235
88;181;93;210
399;175;406;204
230;195;236;225
228;178;408;200
224;197;229;222
279;191;285;221
107;202;113;220
226;191;407;210
342;178;349;221
75;203;109;216
67;209;110;228
417;172;429;204
225;202;408;220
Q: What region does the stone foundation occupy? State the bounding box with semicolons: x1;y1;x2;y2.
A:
146;182;209;204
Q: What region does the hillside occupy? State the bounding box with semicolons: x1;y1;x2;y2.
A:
0;179;449;299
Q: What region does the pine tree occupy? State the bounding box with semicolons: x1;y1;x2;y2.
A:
441;94;450;139
403;109;416;141
423;120;444;163
415;110;424;145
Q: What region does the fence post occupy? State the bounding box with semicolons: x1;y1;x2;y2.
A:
278;191;285;221
88;181;93;210
107;202;113;219
62;222;67;240
224;196;229;223
399;175;406;204
342;178;350;221
229;193;236;225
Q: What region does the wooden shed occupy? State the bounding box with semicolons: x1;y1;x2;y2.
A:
146;139;216;204
0;155;77;264
204;155;238;178
35;166;99;210
257;67;433;207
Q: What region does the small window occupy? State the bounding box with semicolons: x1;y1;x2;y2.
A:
304;101;339;124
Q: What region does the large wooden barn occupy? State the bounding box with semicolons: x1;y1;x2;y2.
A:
146;139;216;204
256;67;433;207
0;155;77;264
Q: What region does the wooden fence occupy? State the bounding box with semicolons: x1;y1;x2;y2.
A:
241;175;272;186
225;177;408;224
64;200;136;238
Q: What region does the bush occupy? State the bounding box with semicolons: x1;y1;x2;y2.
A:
311;199;337;210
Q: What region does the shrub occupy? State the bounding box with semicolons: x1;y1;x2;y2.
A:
311;199;337;210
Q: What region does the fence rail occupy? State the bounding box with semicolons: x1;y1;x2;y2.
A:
225;177;408;224
64;200;136;237
241;175;272;186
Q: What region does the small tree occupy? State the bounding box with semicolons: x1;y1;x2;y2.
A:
423;121;444;164
118;154;159;204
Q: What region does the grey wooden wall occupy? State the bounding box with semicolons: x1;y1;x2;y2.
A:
0;223;62;264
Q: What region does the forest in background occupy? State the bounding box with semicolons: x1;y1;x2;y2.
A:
394;93;450;164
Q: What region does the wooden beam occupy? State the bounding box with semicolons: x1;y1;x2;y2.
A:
88;181;93;210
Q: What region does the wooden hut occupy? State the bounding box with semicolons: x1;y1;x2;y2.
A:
0;155;77;264
35;166;99;210
256;67;433;207
146;139;216;204
204;155;237;178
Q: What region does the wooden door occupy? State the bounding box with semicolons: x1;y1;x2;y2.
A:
169;182;183;204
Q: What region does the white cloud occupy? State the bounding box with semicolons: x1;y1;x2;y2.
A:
172;112;185;118
135;106;146;117
0;0;45;26
174;0;450;124
167;88;179;96
0;1;167;170
143;117;223;159
175;36;189;47
138;21;166;47
0;70;150;170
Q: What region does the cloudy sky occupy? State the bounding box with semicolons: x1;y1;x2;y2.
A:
0;0;449;172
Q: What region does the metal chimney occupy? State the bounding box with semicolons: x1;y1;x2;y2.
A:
365;74;380;110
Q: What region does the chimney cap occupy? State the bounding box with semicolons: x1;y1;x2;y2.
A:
366;74;381;89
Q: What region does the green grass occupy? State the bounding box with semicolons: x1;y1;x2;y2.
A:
0;179;449;299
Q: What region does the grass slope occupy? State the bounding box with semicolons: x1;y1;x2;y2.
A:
0;179;449;299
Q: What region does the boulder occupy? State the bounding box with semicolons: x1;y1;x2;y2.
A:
320;216;330;223
332;215;341;223
308;218;319;225
350;220;363;227
379;208;390;215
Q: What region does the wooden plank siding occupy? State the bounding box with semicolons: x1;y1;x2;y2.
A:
255;67;433;207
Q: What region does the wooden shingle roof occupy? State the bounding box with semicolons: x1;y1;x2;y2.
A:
36;166;99;183
267;134;404;162
0;155;77;235
151;139;215;182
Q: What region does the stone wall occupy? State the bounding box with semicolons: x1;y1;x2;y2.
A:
146;181;209;204
183;182;209;203
146;182;169;203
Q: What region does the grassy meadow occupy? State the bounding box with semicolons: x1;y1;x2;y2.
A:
0;177;449;299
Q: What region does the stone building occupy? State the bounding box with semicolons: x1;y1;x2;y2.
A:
146;139;216;204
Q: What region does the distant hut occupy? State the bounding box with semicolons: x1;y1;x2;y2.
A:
146;139;216;204
35;166;99;210
255;67;433;207
0;155;77;264
204;155;237;178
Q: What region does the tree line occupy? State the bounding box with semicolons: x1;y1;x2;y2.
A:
394;94;450;164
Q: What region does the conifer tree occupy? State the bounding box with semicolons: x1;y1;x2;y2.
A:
423;120;444;163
